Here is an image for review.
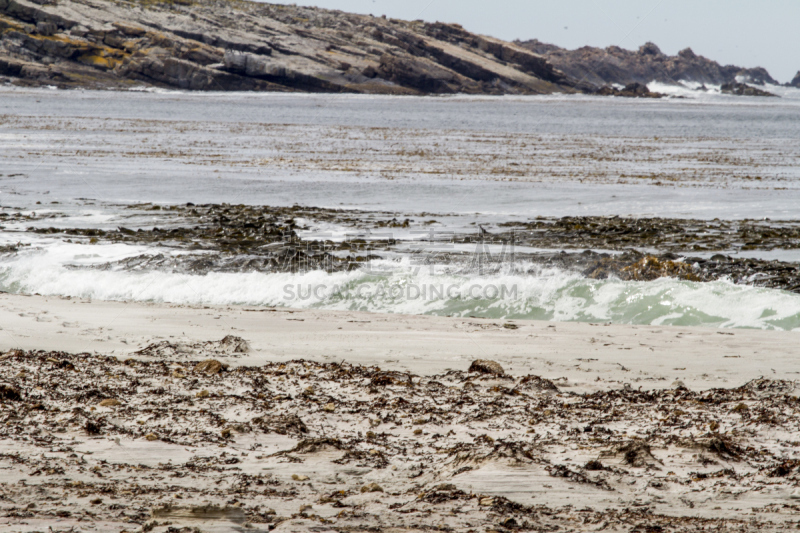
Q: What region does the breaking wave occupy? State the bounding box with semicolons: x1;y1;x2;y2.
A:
1;243;800;330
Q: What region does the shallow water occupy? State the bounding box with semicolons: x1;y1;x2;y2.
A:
2;86;800;329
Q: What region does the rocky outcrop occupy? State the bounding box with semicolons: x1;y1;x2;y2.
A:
516;39;780;88
721;82;778;97
594;82;664;98
790;71;800;88
0;0;580;94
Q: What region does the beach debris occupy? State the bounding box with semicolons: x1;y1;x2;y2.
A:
0;384;22;401
671;380;688;390
585;460;605;471
618;441;661;468
0;349;798;531
517;375;559;392
469;359;505;376
85;420;102;435
136;336;250;359
151;504;246;523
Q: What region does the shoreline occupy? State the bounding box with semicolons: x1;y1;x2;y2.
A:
1;292;797;393
2;292;800;531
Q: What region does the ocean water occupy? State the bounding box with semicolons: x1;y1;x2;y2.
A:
2;86;800;330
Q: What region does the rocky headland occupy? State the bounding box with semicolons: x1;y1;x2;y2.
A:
0;0;790;97
0;0;591;94
516;39;784;90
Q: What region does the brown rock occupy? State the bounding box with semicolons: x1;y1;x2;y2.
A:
98;398;121;407
360;482;383;493
194;359;225;375
468;359;505;376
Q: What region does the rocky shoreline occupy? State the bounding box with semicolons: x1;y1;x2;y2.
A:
0;0;788;96
517;39;788;90
7;203;800;293
0;0;587;94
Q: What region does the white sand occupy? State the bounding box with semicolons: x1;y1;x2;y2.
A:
1;292;796;393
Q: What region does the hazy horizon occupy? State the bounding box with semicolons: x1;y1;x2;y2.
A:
267;0;799;83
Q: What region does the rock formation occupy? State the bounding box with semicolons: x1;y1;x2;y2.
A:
0;0;585;94
790;71;800;88
720;81;778;97
516;39;780;88
594;81;664;98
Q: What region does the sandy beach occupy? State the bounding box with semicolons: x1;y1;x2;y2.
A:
0;293;798;393
2;293;800;532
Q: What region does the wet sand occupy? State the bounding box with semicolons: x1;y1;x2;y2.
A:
2;294;800;531
1;292;798;392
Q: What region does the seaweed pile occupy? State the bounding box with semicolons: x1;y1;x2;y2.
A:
1;345;800;531
493;216;800;253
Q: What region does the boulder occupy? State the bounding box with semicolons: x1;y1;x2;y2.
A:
468;359;505;376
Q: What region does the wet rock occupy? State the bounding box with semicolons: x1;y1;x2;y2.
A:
469;359;505;376
595;82;665;98
620;256;700;282
721;82;778;97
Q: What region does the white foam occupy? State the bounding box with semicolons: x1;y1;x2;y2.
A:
2;246;799;331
